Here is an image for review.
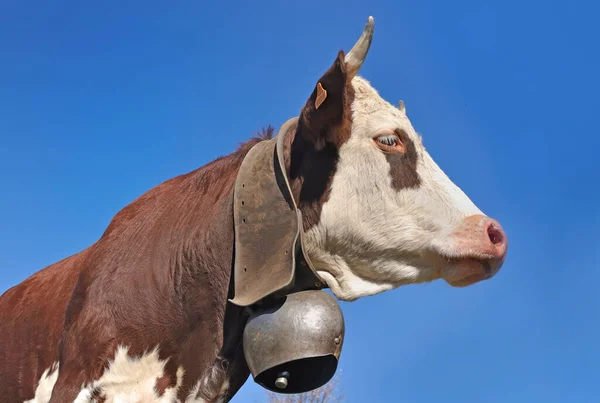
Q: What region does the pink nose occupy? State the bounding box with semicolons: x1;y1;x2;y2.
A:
455;215;508;276
483;217;508;259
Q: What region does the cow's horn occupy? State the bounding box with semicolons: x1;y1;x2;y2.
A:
345;16;374;79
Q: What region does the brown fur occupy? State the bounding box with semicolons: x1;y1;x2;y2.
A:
289;50;355;230
0;253;84;401
0;52;353;403
386;129;421;190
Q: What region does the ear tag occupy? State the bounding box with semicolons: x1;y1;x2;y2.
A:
315;82;327;110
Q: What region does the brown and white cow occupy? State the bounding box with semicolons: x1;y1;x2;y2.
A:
0;16;507;403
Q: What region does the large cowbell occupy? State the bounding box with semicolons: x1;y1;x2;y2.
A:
243;290;345;394
230;117;346;394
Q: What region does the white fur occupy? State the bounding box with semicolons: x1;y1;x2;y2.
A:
26;347;229;403
305;76;485;301
24;363;59;403
185;360;230;403
185;380;229;403
73;346;184;403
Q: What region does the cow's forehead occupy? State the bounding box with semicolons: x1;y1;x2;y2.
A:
350;76;422;147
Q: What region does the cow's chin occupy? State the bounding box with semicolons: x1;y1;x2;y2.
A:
440;258;492;287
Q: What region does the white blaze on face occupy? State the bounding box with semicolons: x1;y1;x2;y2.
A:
304;76;487;301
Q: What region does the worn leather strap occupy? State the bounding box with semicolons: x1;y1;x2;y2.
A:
230;118;323;307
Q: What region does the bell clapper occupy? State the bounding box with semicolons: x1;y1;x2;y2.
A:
275;371;290;389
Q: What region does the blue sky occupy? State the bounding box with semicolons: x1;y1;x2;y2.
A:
1;1;598;402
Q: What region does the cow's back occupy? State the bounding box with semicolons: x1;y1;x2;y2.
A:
0;250;87;402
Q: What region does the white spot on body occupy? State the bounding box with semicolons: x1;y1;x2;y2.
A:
73;346;184;403
26;347;230;403
24;363;59;403
185;358;230;403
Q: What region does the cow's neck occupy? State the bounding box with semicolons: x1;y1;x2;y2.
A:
148;137;267;318
166;139;268;401
155;127;326;401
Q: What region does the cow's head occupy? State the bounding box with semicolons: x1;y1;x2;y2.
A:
287;17;508;301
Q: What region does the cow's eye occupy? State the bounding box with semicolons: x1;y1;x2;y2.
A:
374;133;405;153
376;135;398;146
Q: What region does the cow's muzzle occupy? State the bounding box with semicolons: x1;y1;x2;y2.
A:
442;215;508;287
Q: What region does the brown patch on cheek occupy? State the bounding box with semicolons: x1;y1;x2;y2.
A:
385;129;421;190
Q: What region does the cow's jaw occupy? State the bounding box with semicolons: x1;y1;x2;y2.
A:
303;76;507;301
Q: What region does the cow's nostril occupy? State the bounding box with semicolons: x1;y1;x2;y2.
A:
487;223;504;246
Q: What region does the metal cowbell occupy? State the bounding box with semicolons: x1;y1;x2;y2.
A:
243;290;345;394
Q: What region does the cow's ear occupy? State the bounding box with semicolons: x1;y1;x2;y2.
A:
298;50;352;149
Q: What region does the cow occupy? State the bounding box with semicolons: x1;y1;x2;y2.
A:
0;16;508;403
